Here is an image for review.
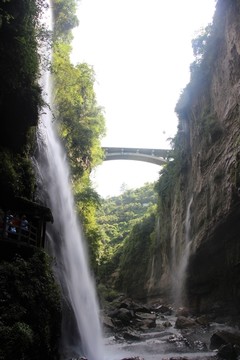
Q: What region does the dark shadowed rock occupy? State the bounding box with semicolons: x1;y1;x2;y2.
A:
123;331;143;341
217;344;238;360
163;320;172;328
135;312;156;321
155;304;173;315
135;312;156;329
175;307;190;317
120;299;151;313
210;330;240;350
195;315;210;326
117;307;134;323
175;316;196;329
102;315;115;331
120;357;144;360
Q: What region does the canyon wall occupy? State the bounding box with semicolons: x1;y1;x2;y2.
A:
146;0;240;314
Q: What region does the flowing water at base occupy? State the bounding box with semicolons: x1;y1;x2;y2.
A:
102;312;238;360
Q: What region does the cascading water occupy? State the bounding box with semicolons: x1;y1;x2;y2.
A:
35;2;104;359
172;196;193;308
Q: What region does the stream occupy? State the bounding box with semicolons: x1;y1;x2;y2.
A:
100;302;240;360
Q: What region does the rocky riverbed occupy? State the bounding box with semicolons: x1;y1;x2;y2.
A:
101;297;240;360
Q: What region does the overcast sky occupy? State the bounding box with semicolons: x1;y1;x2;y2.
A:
71;0;216;197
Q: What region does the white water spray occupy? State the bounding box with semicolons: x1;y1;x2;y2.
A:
172;196;193;307
36;3;104;359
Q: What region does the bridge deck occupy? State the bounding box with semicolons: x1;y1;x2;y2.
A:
102;147;171;165
102;147;171;158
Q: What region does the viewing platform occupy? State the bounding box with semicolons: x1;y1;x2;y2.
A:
0;197;53;256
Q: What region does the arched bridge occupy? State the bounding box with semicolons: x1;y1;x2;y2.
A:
102;147;171;166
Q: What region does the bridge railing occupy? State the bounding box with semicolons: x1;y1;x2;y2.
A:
102;147;171;157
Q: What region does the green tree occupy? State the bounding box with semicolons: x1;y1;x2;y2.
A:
116;213;156;297
51;0;106;268
97;183;158;282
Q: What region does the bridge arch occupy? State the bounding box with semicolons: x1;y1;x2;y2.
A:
102;147;171;166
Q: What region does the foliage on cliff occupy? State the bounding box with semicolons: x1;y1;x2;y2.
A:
116;213;156;297
97;183;157;289
0;0;51;204
0;0;46;152
51;0;106;269
0;0;104;356
52;0;79;40
155;22;218;202
0;251;61;360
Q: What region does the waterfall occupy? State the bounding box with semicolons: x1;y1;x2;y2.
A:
172;196;193;308
35;3;104;359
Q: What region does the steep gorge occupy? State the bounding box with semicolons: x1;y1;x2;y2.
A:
145;0;240;314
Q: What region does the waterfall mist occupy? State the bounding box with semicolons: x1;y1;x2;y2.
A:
35;3;104;359
171;196;193;308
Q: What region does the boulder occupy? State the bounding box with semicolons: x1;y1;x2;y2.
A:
123;331;142;341
175;316;196;329
116;308;134;325
135;312;156;329
210;330;240;350
195;315;210;326
101;315;115;331
175;307;190;317
120;357;144;360
155;304;173;315
217;344;238;360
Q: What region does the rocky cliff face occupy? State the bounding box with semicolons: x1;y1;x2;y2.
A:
146;0;240;315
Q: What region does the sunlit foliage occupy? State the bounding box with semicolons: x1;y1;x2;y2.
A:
51;0;106;267
97;183;158;282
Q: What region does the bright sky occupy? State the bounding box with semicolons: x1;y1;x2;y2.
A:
71;0;216;198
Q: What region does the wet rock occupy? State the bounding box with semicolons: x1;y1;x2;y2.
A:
162;320;172;328
192;340;208;352
114;333;125;342
102;315;115;331
210;330;240;350
162;357;188;360
217;343;238;360
119;298;134;309
135;312;156;329
162;357;215;360
123;330;142;341
155;304;173;315
195;315;210;326
120;357;144;360
120;299;151;313
111;307;134;326
108;309;119;318
137;319;156;330
167;333;190;347
135;312;156;321
112;318;123;328
175;316;197;329
176;307;190;317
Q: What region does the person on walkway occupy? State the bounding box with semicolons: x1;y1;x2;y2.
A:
20;215;29;233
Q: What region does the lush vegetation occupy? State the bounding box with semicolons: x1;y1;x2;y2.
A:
116;212;156;298
51;0;106;270
98;183;157;245
0;0;49;205
0;0;105;358
0;251;61;360
96;183;158;295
